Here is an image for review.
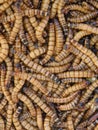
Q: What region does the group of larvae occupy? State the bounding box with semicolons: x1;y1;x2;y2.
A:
0;0;98;130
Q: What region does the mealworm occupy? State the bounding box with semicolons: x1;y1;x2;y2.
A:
72;61;87;71
36;16;49;44
58;70;95;79
0;97;7;111
13;107;23;130
74;31;91;42
62;81;89;97
71;39;98;69
87;0;98;9
74;112;85;127
9;12;22;44
6;104;13;130
67;114;74;130
36;107;44;130
0;35;9;63
90;34;98;46
29;16;38;30
24;17;36;42
50;0;59;18
68;23;98;35
44;115;51;130
19;24;29;45
33;0;39;8
0;115;5;130
12;79;25;103
62;78;85;83
40;23;55;65
15;51;60;84
58;95;79;110
1;66;14;107
0;0;14;13
5;57;13;85
45;63;70;73
46;91;78;103
29;47;46;60
68;11;98;23
18;93;36;118
57;0;67;35
23;87;59;123
79;80;98;104
68;45;98;72
46;54;74;67
82;1;96;12
41;0;50;12
32;73;50;81
54;19;64;55
63;4;89;14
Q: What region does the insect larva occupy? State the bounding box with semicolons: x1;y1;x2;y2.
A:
57;0;67;35
44;116;51;130
32;73;50;81
74;31;91;42
12;79;25;103
68;23;98;35
46;92;78;103
95;124;98;130
29;16;38;30
87;0;98;9
33;0;39;8
45;63;70;74
18;93;36;118
46;54;74;67
24;9;48;17
84;105;97;120
58;95;79;111
58;70;95;79
87;122;96;130
0;0;14;13
90;34;98;46
68;45;98;73
88;113;98;124
24;0;33;8
23;87;58;123
55;49;70;62
5;57;13;85
3;22;11;35
54;19;64;55
15;51;60;84
79;80;98;104
26;33;35;51
0;115;5;130
36;16;49;44
36;107;44;130
82;1;96;11
0;0;8;4
76;120;88;130
62;4;89;14
9;12;22;45
50;0;59;19
29;47;46;60
6;104;13;130
0;35;9;63
72;61;87;71
62;81;89;97
71;40;98;69
13;107;23;130
41;0;50;12
1;67;14;107
24;17;36;42
40;23;55;65
0;97;7;111
20;119;37;130
72;56;81;67
67;114;74;130
62;78;84;83
74;112;85;127
19;25;29;45
68;11;98;23
15;72;49;95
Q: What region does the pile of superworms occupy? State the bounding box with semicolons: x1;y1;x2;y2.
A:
0;0;98;130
